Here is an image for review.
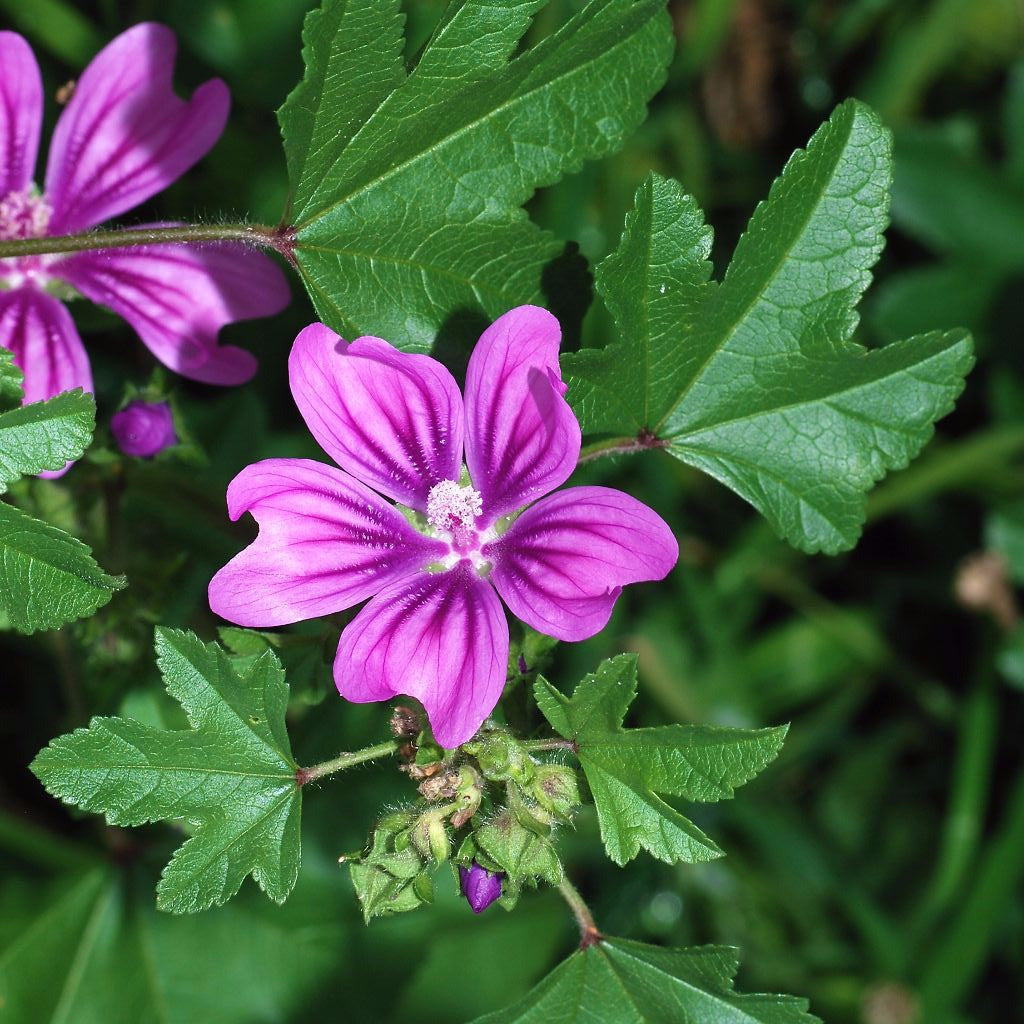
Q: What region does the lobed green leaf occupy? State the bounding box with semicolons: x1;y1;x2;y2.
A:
31;629;301;913
536;655;787;865
565;101;974;554
472;937;820;1023
0;388;95;492
0;501;123;633
281;0;674;352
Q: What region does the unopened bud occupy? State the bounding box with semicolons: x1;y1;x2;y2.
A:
450;765;484;829
472;731;533;784
111;400;176;457
411;811;450;863
532;764;581;818
508;780;555;831
458;860;503;914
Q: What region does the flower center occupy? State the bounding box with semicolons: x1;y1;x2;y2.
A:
427;480;483;535
0;189;54;288
0;189;51;241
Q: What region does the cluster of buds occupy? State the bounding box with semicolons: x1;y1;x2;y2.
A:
351;717;580;919
456;725;581;909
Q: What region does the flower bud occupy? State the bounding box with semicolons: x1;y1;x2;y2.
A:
471;730;533;784
410;810;450;863
458;860;503;914
449;765;484;829
532;764;581;819
111;400;176;457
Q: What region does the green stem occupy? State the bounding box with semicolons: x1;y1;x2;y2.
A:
576;432;667;466
0;222;295;263
521;737;577;753
558;876;602;949
296;740;399;786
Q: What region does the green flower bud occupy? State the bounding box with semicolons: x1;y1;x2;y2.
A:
450;765;484;828
532;763;581;819
472;729;534;784
508;780;555;832
410;810;451;863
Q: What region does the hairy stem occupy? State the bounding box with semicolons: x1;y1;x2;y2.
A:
558;876;602;949
296;740;400;786
576;431;667;466
521;737;577;753
0;222;296;265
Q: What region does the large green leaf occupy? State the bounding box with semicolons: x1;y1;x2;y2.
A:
565;101;974;554
472;938;819;1023
31;629;301;913
0;866;344;1024
535;655;786;865
0;502;123;633
280;0;673;352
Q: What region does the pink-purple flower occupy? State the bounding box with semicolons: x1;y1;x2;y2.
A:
208;306;677;747
0;24;288;406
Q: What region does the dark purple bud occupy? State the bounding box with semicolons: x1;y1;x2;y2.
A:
111;400;176;458
517;654;528;674
458;861;503;914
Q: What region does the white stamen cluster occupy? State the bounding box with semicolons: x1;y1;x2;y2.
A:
0;189;51;241
426;479;483;533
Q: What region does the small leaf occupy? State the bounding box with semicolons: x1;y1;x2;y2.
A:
472;938;820;1023
0;387;95;490
0;501;124;633
535;655;786;865
280;0;673;352
31;629;301;913
565;101;974;554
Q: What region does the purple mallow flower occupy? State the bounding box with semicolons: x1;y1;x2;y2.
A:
208;305;678;747
0;25;288;406
459;862;503;914
111;399;176;457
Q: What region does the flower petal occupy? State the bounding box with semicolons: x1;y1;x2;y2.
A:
289;323;464;509
464;305;581;524
0;33;42;195
55;239;289;385
488;486;678;642
0;287;91;404
209;458;445;627
335;564;508;748
44;23;229;233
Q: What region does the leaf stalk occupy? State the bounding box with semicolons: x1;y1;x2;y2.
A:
296;740;400;786
0;222;297;267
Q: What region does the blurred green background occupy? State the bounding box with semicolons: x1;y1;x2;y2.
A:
2;1;1024;1021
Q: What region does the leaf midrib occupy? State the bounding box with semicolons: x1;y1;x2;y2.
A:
651;109;861;437
296;1;658;229
665;329;966;440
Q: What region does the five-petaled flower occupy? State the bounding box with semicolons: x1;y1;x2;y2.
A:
209;306;678;748
0;24;288;407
